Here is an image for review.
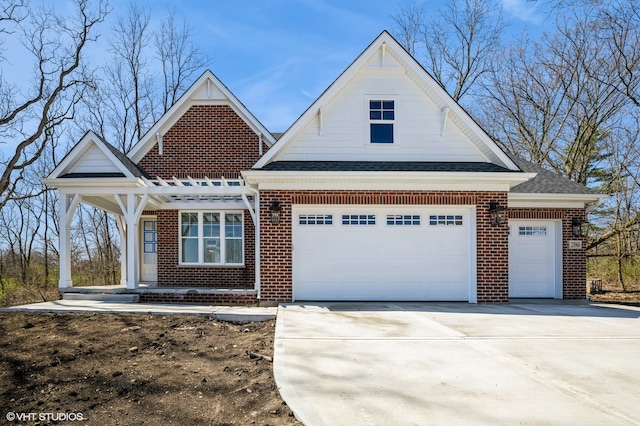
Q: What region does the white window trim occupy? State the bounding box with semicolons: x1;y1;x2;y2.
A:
179;210;245;266
365;95;398;146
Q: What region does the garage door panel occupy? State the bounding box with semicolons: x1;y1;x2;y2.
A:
509;221;558;298
293;206;471;301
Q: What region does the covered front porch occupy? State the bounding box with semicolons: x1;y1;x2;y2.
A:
44;174;261;304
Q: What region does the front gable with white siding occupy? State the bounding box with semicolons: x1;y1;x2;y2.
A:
255;31;516;170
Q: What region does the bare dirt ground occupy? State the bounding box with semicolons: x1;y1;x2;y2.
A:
588;280;640;305
0;312;300;425
1;282;638;426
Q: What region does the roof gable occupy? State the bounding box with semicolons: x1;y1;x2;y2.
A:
47;131;145;179
129;70;276;164
254;31;518;170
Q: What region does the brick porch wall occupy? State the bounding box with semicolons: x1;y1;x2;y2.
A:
156;210;255;288
138;292;257;305
509;208;587;299
259;190;510;303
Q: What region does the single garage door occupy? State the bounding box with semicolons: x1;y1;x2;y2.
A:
292;206;473;301
509;220;561;298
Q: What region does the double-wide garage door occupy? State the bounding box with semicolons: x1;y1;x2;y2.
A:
292;206;473;301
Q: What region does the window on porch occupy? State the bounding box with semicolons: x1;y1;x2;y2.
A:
180;211;244;265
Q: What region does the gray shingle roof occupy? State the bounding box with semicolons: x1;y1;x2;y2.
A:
260;161;513;173
259;158;601;196
509;156;600;195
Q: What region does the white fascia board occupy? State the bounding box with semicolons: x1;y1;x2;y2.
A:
254;36;389;169
253;31;518;171
390;40;518;171
42;177;145;191
130;70;275;163
47;131;135;179
243;171;535;191
145;185;255;196
508;192;607;208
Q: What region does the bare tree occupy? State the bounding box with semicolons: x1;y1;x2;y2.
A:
105;2;154;152
0;0;108;208
155;10;209;112
392;0;506;102
390;2;426;57
483;10;632;185
88;3;210;153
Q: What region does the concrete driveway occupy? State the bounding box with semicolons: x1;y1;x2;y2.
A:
274;302;640;425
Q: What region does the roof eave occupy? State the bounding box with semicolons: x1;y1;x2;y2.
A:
42;177;146;189
243;170;535;191
508;192;607;208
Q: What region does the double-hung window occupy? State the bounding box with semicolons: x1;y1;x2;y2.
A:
180;211;244;265
369;100;395;143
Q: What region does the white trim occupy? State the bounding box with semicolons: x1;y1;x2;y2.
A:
441;107;450;136
244;170;535;191
253;31;519;171
178;210;245;267
129;70;275;163
509;192;606;208
46;131;136;180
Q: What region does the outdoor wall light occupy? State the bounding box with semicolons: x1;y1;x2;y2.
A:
269;200;282;225
572;217;584;237
488;201;506;226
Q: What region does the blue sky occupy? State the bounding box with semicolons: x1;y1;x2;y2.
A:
5;0;544;143
125;0;545;133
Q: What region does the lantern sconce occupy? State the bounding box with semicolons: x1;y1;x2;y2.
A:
269;200;282;225
572;217;584;237
488;201;506;226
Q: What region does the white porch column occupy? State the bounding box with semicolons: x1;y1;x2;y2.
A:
115;215;127;286
126;194;137;290
58;193;80;289
115;193;148;290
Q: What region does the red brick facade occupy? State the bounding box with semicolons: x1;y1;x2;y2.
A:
138;105;266;179
155;210;255;288
258;191;587;304
135;104;263;302
259;190;511;303
509;208;587;299
139;291;257;305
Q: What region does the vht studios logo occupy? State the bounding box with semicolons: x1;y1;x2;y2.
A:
6;412;84;422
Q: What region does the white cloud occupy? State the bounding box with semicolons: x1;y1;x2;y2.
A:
502;0;543;25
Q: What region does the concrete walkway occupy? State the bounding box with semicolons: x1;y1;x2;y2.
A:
0;300;276;323
274;302;640;426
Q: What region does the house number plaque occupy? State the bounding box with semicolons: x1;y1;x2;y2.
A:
569;240;582;250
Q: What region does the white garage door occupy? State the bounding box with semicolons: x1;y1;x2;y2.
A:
509;220;561;298
292;206;473;301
